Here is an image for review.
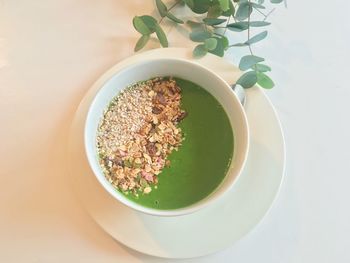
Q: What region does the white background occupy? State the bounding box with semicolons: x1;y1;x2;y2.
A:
1;0;349;262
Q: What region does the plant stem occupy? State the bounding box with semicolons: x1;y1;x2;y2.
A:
248;0;257;71
223;16;231;36
159;0;181;24
254;7;268;18
264;8;276;21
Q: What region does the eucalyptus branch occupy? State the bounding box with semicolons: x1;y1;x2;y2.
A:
132;0;283;89
159;0;182;24
223;16;231;36
264;8;276;21
253;6;268;18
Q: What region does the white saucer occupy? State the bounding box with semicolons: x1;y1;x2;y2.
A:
68;48;285;259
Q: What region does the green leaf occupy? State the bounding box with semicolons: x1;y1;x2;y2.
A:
222;0;235;17
227;21;270;32
257;72;275;88
139;15;158;32
134;35;150;51
250;21;271;27
230;43;247;47
236;71;258;89
166;13;184;24
254;63;271;72
190;0;211;14
207;4;222;18
184;0;194;9
250;3;266;9
208;36;228;57
155;25;168;47
187;20;204;30
218;0;230;11
246;30;268;45
204;38;218;50
193;44;208;58
239;55;264;70
133;16;151;35
189;30;212;42
203;18;227;26
270;0;283;3
156;0;167;17
229;1;236;16
222;35;229;48
235;2;252;21
227;22;249;32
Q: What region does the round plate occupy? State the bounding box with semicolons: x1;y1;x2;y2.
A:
68;48;285;259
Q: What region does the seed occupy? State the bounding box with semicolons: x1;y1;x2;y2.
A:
144;187;152;194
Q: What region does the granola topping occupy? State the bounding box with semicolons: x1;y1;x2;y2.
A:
96;77;187;195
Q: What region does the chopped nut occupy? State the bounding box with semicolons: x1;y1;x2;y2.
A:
146;142;157;156
152;106;163;114
176;111;188;122
155;93;166;105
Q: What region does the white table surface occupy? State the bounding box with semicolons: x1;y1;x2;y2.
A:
1;0;349;262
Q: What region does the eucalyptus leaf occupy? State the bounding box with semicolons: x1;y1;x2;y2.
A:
203;18;227;25
134;35;150;52
189;30;212;42
207;4;222;18
190;0;211;14
133;16;151;35
271;0;283;3
230;43;247;47
250;21;271;27
237;71;258;89
222;35;229;48
250;3;265;9
156;0;167;17
257;72;275;89
254;63;271;72
187;20;204;30
193;44;208;58
246;31;268;45
229;0;236;16
155;25;168;47
166;13;184;24
139;15;158;32
236;2;252;21
227;22;249;32
184;0;194;9
222;0;235;17
204;38;218;50
227;21;270;31
209;36;228;57
239;55;264;70
218;0;230;11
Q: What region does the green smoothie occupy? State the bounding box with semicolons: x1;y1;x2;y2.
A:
121;78;234;210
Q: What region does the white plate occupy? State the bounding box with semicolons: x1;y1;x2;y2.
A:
68;48;285;259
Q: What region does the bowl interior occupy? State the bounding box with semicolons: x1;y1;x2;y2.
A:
85;58;249;216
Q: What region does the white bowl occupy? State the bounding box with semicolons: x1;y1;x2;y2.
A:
84;58;249;217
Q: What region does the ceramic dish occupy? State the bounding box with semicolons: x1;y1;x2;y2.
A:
84;58;249;216
68;48;285;258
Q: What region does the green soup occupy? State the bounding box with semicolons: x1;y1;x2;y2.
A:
121;78;234;209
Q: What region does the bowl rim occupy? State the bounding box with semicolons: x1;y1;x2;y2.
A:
84;57;249;217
